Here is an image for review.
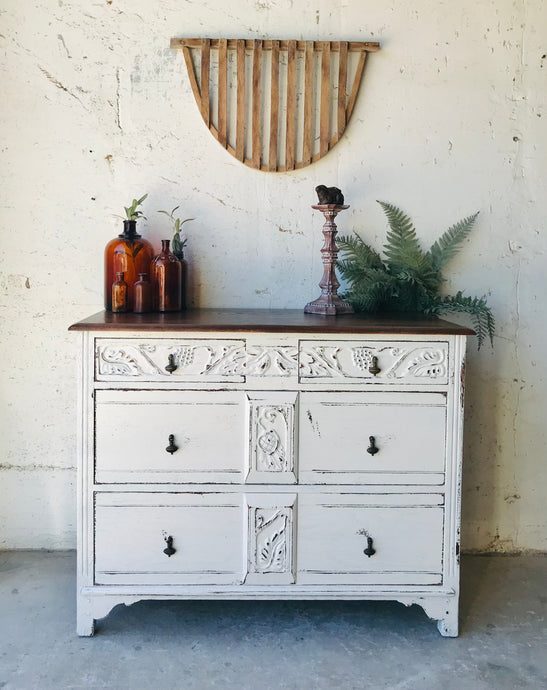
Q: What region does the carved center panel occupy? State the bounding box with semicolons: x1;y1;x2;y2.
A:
247;393;298;483
250;508;292;575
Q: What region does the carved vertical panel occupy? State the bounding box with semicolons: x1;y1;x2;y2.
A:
245;495;296;584
253;508;291;573
246;392;298;484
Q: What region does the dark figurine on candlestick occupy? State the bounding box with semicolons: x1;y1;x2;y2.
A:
315;185;345;205
305;186;354;315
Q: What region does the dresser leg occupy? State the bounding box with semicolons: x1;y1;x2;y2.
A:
418;596;459;637
77;598;95;637
436;601;459;637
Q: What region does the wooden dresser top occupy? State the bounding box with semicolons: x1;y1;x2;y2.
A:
69;309;474;335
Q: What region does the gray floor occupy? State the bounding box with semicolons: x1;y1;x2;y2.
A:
0;552;546;689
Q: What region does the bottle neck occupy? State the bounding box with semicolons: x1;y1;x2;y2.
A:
161;239;171;253
119;219;142;239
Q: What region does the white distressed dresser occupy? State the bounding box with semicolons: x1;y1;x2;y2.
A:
69;309;473;636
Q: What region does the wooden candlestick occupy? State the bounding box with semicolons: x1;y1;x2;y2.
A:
304;204;354;315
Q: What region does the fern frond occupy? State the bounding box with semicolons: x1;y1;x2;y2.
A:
377;201;443;296
427;212;479;270
337;233;384;270
338;264;389;296
341;269;399;313
378;201;423;268
438;291;495;349
343;289;382;312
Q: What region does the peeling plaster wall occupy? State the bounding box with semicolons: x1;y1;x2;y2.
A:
0;0;545;550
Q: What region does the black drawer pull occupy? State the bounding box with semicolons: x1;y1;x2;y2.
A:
165;354;178;374
165;434;178;455
163;535;176;557
363;536;376;558
367;436;379;455
368;356;381;376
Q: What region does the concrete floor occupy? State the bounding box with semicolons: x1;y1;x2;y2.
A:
0;552;546;689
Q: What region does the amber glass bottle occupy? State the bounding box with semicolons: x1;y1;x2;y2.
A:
104;219;154;311
172;248;188;309
111;272;128;312
152;240;182;312
134;273;152;313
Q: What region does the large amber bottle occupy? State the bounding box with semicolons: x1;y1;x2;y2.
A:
104;220;154;311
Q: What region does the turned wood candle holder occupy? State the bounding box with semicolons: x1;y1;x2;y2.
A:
304;204;354;315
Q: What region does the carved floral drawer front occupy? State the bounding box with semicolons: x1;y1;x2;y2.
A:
297;493;444;586
95;338;247;382
95;390;245;484
299;340;449;384
94;493;245;586
299;392;446;485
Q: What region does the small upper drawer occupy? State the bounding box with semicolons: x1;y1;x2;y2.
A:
299;340;449;385
95;338;246;382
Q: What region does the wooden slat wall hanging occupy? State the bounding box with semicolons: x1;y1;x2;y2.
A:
171;38;380;173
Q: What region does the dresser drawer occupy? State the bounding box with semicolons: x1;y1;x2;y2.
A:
95;390;245;483
95;338;246;382
297;493;444;585
299;340;448;384
299;392;446;484
94;493;245;585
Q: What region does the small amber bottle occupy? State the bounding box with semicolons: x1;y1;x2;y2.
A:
134;273;152;313
112;271;129;313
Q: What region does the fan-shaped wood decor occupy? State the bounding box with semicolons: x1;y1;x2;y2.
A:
170;38;380;172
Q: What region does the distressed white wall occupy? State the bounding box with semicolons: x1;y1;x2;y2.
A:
0;0;545;550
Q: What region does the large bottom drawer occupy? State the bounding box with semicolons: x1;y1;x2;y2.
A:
297;493;444;585
94;493;245;585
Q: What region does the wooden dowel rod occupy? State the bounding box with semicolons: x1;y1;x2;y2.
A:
252;39;262;169
346;50;367;121
285;39;296;171
269;40;279;172
200;38;210;126
236;39;245;162
218;38;227;148
336;41;348;142
182;46;201;106
302;41;314;166
319;41;330;158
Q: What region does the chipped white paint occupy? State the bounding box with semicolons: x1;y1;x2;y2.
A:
0;0;546;552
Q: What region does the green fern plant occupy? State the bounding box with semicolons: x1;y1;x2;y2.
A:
337;201;495;348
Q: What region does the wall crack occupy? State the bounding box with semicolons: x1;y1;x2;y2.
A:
39;66;86;108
